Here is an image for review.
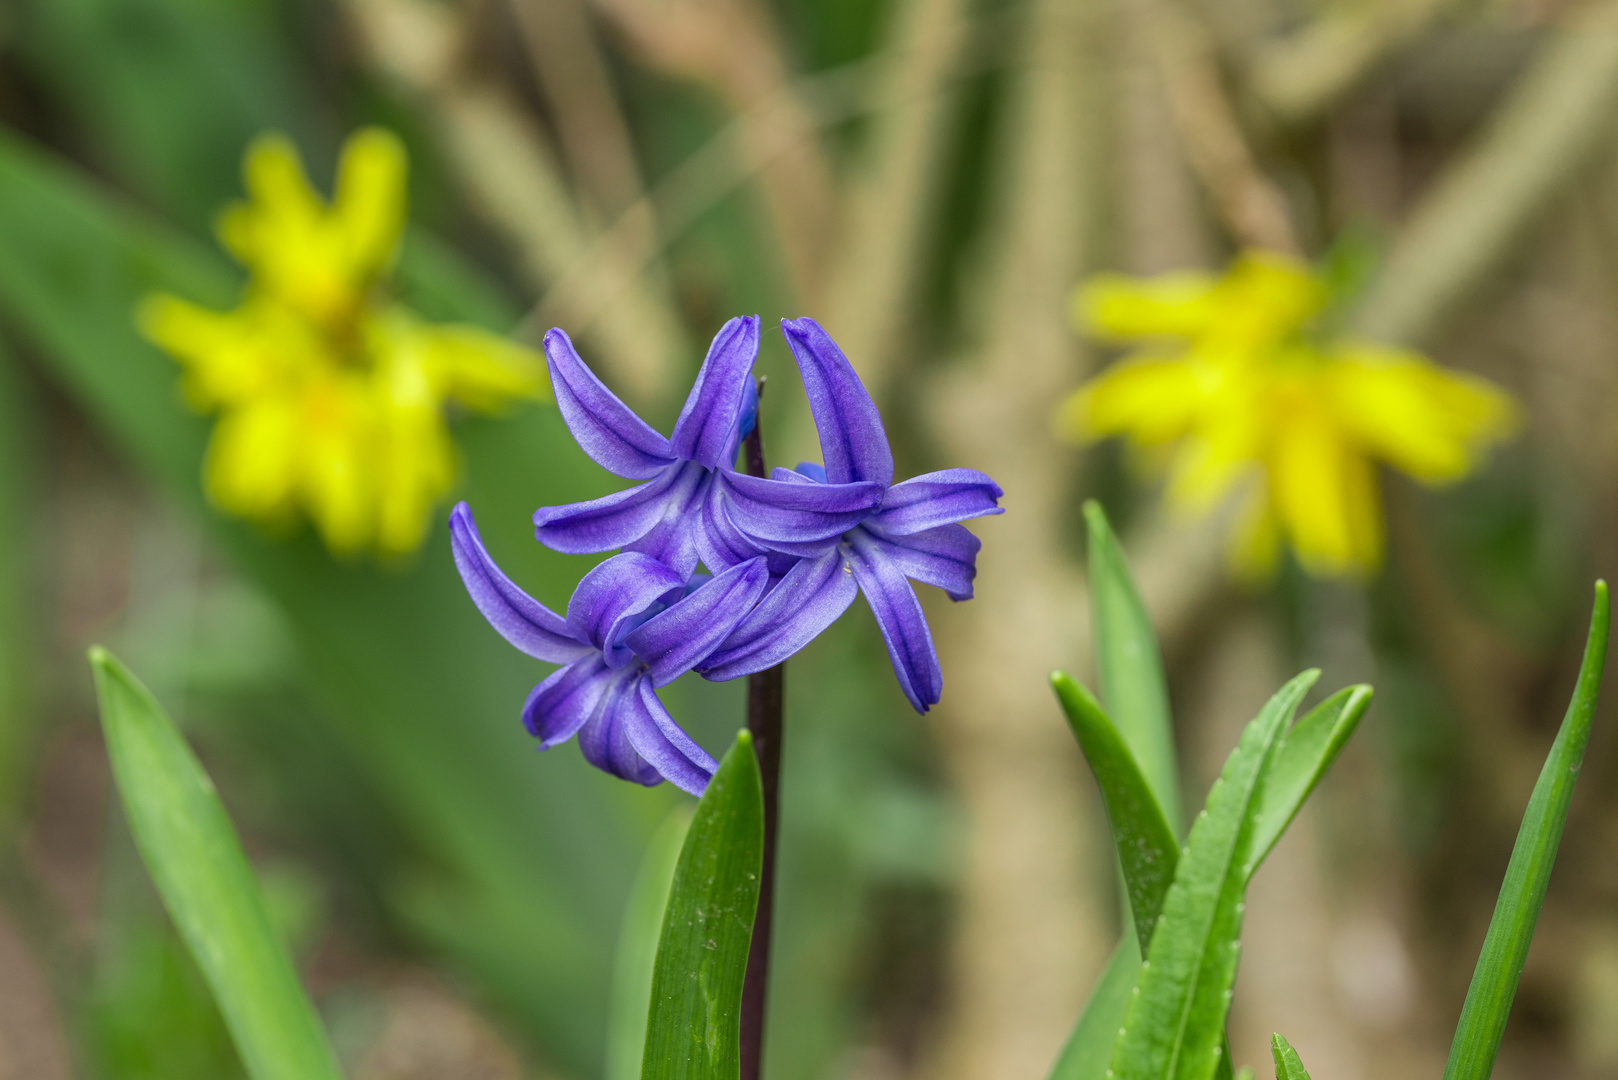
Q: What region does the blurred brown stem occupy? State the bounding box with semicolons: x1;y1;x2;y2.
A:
507;0;645;219
591;0;836;306
1147;0;1302;256
337;0;686;402
1354;0;1618;348
1246;0;1460;126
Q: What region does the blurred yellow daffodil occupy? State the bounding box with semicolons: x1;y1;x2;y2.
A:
1057;251;1518;578
140;128;547;558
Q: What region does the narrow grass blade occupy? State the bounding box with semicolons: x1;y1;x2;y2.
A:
1052;672;1178;948
608;810;692;1080
1085;501;1183;832
642;732;764;1080
1048;939;1142;1080
1442;581;1609;1080
1271;1034;1312;1080
1246;685;1373;874
89;647;344;1080
1110;670;1319;1080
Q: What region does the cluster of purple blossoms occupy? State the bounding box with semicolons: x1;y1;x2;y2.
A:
450;316;1002;795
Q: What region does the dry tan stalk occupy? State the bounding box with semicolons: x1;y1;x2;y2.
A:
337;0;686;403
590;0;836;306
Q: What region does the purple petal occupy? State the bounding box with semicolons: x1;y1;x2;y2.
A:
669;316;760;469
521;655;614;747
625;557;768;685
721;470;883;545
870;468;1004;535
577;675;664;787
533;464;686;556
780;317;893;487
623;464;712;579
544;328;674;479
565;552;684;660
695;476;767;571
847;532;942;713
620;678;718;796
699;549;858;680
865;522;981;601
449;503;590;663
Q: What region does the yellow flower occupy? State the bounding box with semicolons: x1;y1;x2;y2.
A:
1056;251;1518;578
139;129;547;558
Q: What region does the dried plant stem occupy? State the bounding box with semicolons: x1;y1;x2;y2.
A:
508;0;645;219
1147;0;1302;256
821;0;974;407
1247;0;1460;126
739;381;782;1080
1355;0;1618;348
591;0;836;305
337;0;685;402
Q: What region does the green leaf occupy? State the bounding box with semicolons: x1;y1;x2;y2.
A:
1246;685;1373;873
1085;501;1182;832
608;809;692;1080
643;732;764;1080
1051;672;1178;949
1110;670;1318;1080
1270;1034;1312;1080
88;647;344;1080
1442;581;1609;1080
1048;940;1142;1080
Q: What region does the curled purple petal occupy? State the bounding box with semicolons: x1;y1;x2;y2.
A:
625;557;768;686
544;328;675;479
721;470;883;545
577;674;664;787
781;317;893;487
522;654;614;747
533;464;687;556
870;468;1004;535
565;552;685;661
699;549;858;680
847;532;942;713
620;678;718;796
669;316;760;469
449;503;590;663
865;522;981;601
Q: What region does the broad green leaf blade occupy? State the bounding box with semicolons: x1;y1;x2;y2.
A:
1051;672;1178;948
1111;670;1319;1080
1246;685;1373;874
1085;501;1182;832
643;732;764;1080
1442;581;1609;1080
1271;1034;1312;1080
88;647;344;1080
608;809;692;1080
1048;939;1142;1080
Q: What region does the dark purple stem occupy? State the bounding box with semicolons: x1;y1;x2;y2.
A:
739;377;781;1080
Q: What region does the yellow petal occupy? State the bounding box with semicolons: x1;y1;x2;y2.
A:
422;324;548;412
1070;271;1219;340
334;128;408;284
1057;357;1208;444
1329;346;1518;484
1269;409;1382;576
375;406;455;556
203;396;302;522
1202;250;1326;357
1228;484;1281;582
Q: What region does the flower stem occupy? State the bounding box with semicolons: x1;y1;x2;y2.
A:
739;377;782;1080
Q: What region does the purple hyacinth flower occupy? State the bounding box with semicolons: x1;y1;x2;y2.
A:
532;316;885;578
450;502;767;795
699;318;1003;713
